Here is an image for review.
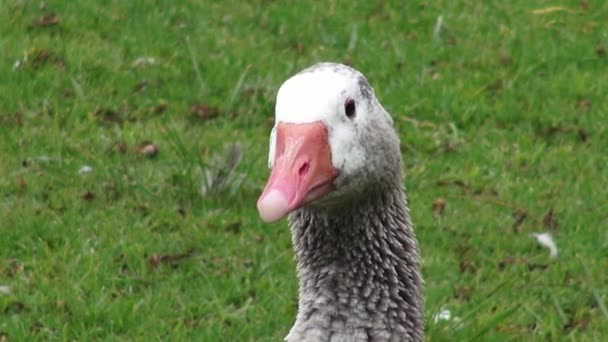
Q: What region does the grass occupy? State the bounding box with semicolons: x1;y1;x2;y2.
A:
1;0;607;340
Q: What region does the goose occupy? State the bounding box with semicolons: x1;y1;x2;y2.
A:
257;63;423;342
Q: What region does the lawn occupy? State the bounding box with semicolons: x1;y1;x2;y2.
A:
1;0;607;340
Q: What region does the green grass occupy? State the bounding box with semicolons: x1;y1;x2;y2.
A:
1;0;607;340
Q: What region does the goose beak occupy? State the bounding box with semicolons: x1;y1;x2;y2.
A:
257;121;338;223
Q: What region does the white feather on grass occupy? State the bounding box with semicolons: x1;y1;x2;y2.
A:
0;285;10;295
78;165;93;174
531;232;558;259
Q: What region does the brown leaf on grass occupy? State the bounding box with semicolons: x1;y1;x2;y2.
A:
498;256;549;271
90;107;122;124
148;249;195;269
442;140;457;153
4;301;26;314
184;317;201;328
580;0;590;11
32;49;52;66
150;103;168;114
0;112;23;126
459;259;476;274
406;32;417;41
542;208;558;230
537;125;577;139
29;321;45;334
512;209;528;232
578;129;589;142
54;299;68;312
564;316;591;332
16;177;27;191
295;41;304;55
436;179;467;188
33;13;60;27
454;243;471;256
3;259;24;278
432;198;446;216
473;187;499;196
498;256;525;270
133;80;149;93
539;125;589;143
134;203;148;216
576;99;592;111
436;179;499;197
62;89;75;98
527;263;549;271
189;104;219;121
225;221;242;234
82;191;95;201
596;46;606;58
485;79;504;93
499;55;513;66
21;49;65;69
453;286;473;301
134;141;159;157
217;266;230;275
115;141;128;153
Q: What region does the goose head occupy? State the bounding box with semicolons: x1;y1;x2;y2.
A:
257;63;401;223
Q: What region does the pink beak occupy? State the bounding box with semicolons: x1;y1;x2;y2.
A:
257;121;338;223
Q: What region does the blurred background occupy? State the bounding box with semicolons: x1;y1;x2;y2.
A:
1;0;607;340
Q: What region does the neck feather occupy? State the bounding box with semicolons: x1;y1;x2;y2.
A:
286;184;424;341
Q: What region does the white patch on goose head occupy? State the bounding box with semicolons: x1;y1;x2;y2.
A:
269;63;392;186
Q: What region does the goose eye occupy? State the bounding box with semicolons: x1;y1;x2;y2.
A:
344;98;356;119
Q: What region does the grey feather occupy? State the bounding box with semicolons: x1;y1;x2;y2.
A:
286;187;424;342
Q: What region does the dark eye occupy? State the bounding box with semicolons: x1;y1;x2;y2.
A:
344;98;356;119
